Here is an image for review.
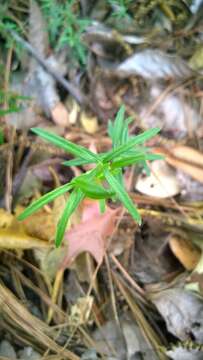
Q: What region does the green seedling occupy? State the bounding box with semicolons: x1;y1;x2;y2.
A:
109;0;133;19
18;106;162;247
40;0;89;65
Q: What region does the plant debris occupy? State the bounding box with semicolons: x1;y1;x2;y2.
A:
0;1;203;359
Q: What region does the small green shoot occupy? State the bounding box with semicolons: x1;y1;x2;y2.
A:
108;0;133;19
18;106;162;247
40;0;90;65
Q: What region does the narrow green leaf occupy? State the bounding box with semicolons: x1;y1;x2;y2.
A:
63;152;106;167
103;127;160;162
55;189;84;247
74;178;115;199
0;129;4;145
31;128;99;163
104;168;141;224
111;154;146;169
18;183;73;221
145;153;164;161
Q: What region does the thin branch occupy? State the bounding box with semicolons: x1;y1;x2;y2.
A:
9;29;87;106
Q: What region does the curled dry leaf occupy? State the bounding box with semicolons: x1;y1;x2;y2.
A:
116;49;193;79
0;209;49;249
140;85;201;138
169;235;201;271
135;160;180;198
157;146;203;184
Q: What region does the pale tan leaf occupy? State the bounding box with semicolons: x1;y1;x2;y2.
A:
135;160;180;198
169;235;201;271
0;229;49;249
51;102;69;127
155;146;203;184
80;111;98;134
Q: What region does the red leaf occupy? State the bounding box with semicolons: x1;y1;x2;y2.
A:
60;202;119;268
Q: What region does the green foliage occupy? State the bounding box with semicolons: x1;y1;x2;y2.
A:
40;0;90;65
18;106;162;247
108;0;133;19
0;129;4;145
0;3;25;59
0;90;31;116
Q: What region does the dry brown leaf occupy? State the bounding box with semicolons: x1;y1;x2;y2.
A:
0;209;49;249
172;146;203;166
51;102;69;127
0;229;49;249
156;146;203;183
169;235;201;270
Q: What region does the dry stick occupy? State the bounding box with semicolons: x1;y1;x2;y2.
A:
110;254;146;297
104;253;119;325
9;29;87;106
4;127;15;212
12;149;33;203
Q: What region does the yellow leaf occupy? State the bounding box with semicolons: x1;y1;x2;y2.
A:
80;111;98;134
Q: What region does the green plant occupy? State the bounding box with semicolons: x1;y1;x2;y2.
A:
40;0;90;65
0;2;26;59
18;106;162;247
0;90;31;116
109;0;133;19
0;129;4;145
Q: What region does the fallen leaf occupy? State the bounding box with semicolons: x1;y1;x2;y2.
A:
0;229;49;249
61;201;119;267
51;102;69;127
35;247;67;281
65;98;80;125
169;235;201;271
22;210;56;242
151;288;203;342
69;296;94;327
140;85;201;138
0;209;49;249
135;160;180;198
116;49;192;79
156;146;203;183
80;111;98;134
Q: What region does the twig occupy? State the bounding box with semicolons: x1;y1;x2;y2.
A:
9;29;87;106
5;127;15;212
12;149;33;207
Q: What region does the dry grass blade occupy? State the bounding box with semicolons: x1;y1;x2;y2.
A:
0;283;80;360
112;272;168;360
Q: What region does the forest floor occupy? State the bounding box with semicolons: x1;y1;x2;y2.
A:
0;1;203;359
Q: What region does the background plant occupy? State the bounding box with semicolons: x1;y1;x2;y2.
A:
40;0;90;65
18;106;162;247
108;0;133;19
0;90;31;116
